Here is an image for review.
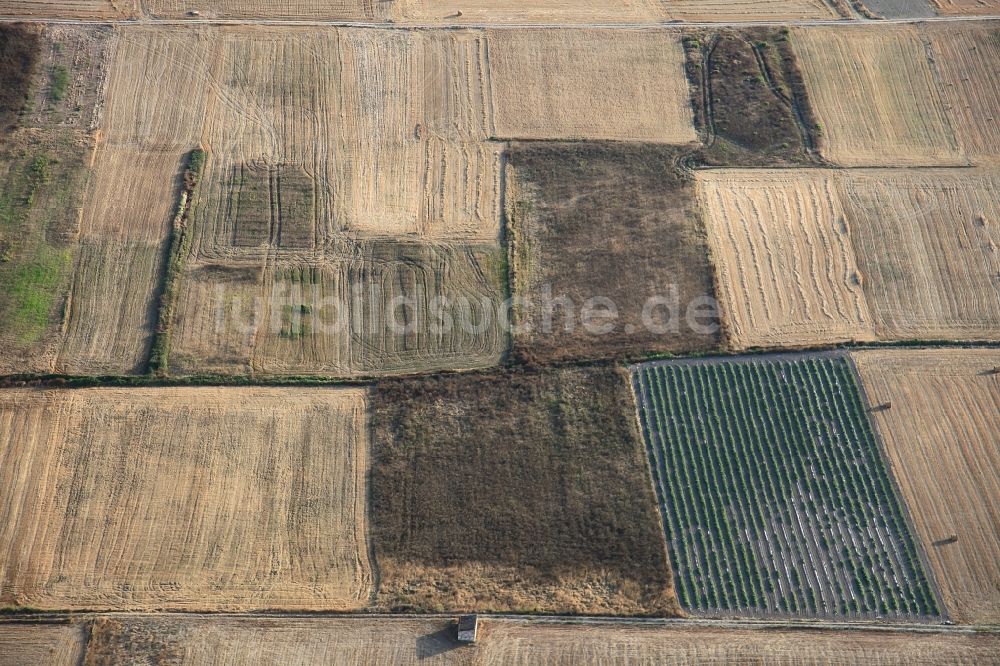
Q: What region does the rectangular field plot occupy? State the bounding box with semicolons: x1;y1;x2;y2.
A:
699;168;1000;350
0;388;372;611
792;27;964;166
401;0;667;23
931;0;1000;14
487;29;696;142
853;349;1000;625
928;24;1000;163
631;355;940;620
371;366;677;615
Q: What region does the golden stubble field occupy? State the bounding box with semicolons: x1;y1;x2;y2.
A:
0;387;373;611
853;349;1000;625
3;617;1000;665
699;168;1000;349
792;26;965;167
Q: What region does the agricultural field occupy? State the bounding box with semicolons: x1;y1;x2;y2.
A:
931;0;1000;15
0;622;86;666
0;130;90;375
142;0;387;19
0;387;373;611
400;0;667;23
842;169;1000;341
507;142;721;363
682;28;821;166
699;168;1000;350
0;0;124;19
662;0;842;20
928;23;1000;162
6;617;1000;664
792;26;965;166
697;170;875;349
487;29;695;143
90;26;509;378
370;365;677;615
632;355;940;620
853;349;1000;625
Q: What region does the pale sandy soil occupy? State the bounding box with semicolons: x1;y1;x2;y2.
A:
931;0;1000;15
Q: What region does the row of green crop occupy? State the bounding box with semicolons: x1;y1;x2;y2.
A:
634;357;939;619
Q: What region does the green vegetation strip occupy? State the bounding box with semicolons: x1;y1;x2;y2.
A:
632;355;940;621
147;148;205;377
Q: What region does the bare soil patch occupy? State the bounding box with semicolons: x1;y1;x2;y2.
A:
370;365;677;615
507;142;721;364
683;28;821;166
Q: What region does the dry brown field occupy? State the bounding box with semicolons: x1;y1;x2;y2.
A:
931;0;1000;15
853;349;1000;625
928;23;1000;162
371;366;677;615
4;616;997;664
0;622;86;666
0;387;373;611
700;168;1000;349
697;169;875;349
508;143;721;363
487;29;695;143
792;26;965;166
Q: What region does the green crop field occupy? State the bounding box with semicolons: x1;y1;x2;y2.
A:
632;355;941;621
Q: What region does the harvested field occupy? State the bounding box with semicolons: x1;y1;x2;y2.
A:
487;29;695;143
371;365;677;615
931;0;1000;15
853;349;1000;625
683;28;821;166
401;0;665;22
508;142;721;364
479;622;1000;664
928;24;1000;162
0;387;372;611
633;355;940;621
83;26;508;377
697;170;875;350
792;26;965;166
0;0;123;19
170;241;507;377
700;168;1000;349
860;0;936;18
661;0;840;20
16;616;999;664
0;24;40;135
143;0;387;19
0;622;86;666
0;129;91;375
841;169;1000;341
56;240;164;375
